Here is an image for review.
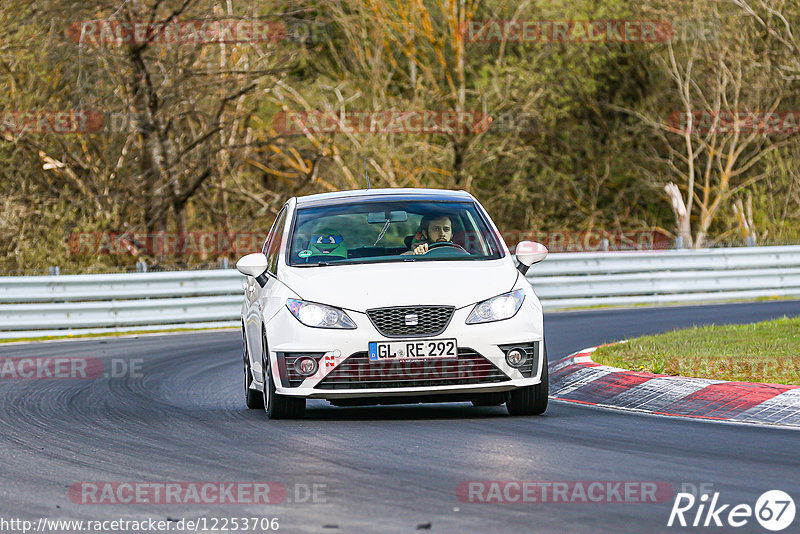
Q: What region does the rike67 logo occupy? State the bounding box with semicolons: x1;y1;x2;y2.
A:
668;489;796;531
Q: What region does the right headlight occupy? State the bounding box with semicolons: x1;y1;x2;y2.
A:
466;289;525;324
286;299;357;329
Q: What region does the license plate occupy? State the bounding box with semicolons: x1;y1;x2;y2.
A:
368;339;457;361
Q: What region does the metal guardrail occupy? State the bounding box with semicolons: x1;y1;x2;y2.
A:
530;246;800;308
1;245;799;339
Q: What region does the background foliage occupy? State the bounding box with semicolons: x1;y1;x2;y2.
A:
1;0;799;273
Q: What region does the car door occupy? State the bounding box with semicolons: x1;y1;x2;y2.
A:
245;206;287;371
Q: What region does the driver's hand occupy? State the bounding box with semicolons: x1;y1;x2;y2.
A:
413;243;429;255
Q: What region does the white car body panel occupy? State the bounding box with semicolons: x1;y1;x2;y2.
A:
279;259;518;312
240;188;545;403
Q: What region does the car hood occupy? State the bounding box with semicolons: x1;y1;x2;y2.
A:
280;258;518;312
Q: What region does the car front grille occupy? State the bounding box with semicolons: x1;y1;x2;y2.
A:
314;348;510;390
366;305;455;338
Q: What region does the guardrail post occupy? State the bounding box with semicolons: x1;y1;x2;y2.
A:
136;260;148;273
49;266;60;276
218;257;229;269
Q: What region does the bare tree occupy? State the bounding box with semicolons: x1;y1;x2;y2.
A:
0;0;313;270
624;2;795;247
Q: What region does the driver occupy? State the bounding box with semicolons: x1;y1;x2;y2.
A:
406;213;453;255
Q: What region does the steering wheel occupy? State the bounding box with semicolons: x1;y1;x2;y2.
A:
425;241;469;254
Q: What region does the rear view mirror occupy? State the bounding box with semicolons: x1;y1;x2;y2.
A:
515;241;548;274
367;211;408;224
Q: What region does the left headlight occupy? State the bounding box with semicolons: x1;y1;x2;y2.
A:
286;299;357;329
466;289;525;324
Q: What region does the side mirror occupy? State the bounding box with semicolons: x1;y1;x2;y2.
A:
236;253;269;287
515;241;548;275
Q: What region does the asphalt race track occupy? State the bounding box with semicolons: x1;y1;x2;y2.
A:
1;300;799;533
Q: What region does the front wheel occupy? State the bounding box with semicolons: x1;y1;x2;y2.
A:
261;333;305;419
506;344;548;416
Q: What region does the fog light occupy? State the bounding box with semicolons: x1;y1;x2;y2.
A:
505;348;527;368
295;357;318;376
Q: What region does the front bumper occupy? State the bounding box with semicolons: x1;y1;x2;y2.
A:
264;298;544;400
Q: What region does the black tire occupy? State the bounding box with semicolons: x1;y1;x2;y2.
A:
261;331;305;419
471;393;506;407
506;343;549;416
243;330;263;409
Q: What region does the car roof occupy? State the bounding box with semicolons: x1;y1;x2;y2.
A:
294;188;474;208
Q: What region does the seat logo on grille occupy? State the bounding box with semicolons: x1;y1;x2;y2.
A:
404;313;419;326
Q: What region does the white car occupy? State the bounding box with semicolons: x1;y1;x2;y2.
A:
236;188;549;418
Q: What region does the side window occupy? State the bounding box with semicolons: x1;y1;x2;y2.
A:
265;208;288;275
262;209;282;255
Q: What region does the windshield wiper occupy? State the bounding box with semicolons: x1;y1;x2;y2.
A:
373;218;391;246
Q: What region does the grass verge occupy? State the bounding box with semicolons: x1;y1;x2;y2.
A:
591;316;800;385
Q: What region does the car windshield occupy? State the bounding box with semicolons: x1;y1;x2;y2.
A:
287;199;503;266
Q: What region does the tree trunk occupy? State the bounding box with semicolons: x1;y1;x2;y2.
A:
665;182;692;248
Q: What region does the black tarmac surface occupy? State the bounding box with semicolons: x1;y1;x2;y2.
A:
1;300;799;533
